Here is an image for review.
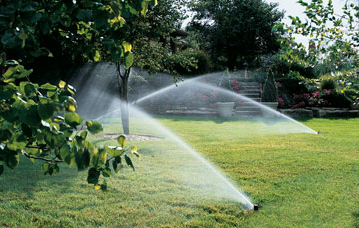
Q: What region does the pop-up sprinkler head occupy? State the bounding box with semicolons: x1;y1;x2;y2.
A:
317;131;320;134
253;204;259;211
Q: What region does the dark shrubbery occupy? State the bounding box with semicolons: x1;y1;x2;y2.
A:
262;70;278;102
173;49;211;75
320;79;337;90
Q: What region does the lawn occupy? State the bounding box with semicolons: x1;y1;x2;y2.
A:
1;117;359;227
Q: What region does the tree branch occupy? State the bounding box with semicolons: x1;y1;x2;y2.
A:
21;150;64;163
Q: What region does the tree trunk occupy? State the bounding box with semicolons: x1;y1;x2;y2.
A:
116;63;131;135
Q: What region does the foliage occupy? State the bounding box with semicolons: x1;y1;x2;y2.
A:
320;79;336;90
0;0;158;85
262;70;278;102
188;0;283;70
171;49;211;75
272;0;359;76
290;89;352;109
271;48;316;79
0;0;155;182
0;58;140;189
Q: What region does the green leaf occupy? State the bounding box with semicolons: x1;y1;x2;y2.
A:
64;112;83;127
115;156;121;164
19;82;36;97
93;50;101;62
122;41;132;53
117;135;126;148
97;148;107;168
18;32;28;40
131;146;138;153
23;105;41;127
87;167;100;184
124;52;134;69
80;130;88;139
75;148;90;171
112;160;118;173
60;143;71;161
42;162;49;174
105;146;123;157
76;9;92;22
59;80;66;89
1;31;19;48
3;67;15;78
0;84;16;100
86;121;103;134
4;150;19;169
7;133;27;151
44;131;66;148
101;180;107;191
67;85;76;95
40;83;57;91
124;154;135;171
92;148;107;169
102;168;111;178
38;99;55;120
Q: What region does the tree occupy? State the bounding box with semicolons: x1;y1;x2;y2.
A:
0;0;154;188
261;70;278;102
188;0;283;70
272;0;359;101
273;0;359;75
103;0;195;134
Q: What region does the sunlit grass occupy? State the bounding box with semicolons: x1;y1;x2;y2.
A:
1;117;359;227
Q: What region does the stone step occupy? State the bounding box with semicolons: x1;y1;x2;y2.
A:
238;91;261;95
236;106;261;111
243;98;261;102
237;82;261;86
234;110;262;116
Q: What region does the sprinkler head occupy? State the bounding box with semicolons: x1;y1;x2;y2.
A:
253;204;259;211
317;131;320;134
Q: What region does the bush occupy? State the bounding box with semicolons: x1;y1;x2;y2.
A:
320;79;336;90
262;70;278;102
173;49;211;75
322;92;352;108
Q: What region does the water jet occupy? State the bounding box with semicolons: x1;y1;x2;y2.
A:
71;65;318;211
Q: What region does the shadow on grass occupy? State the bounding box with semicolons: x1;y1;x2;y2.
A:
0;156;79;197
353;212;359;228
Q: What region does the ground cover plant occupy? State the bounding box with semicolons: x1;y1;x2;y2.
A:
1;116;359;227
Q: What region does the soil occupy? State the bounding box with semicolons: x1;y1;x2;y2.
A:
93;133;163;141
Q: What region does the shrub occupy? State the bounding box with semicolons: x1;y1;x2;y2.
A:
261;70;278;102
320;79;336;90
173;49;211;75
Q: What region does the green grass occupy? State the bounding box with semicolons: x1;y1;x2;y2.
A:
1;117;359;227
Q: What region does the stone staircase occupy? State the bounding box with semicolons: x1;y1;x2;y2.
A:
233;80;262;117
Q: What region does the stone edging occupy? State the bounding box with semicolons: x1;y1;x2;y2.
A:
279;108;359;118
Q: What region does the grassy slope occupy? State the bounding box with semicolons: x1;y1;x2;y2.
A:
0;117;359;227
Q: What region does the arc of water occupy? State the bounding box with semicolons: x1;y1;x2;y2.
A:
133;79;317;135
129;105;255;209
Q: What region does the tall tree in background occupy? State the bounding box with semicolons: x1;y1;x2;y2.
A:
188;0;283;70
109;0;194;134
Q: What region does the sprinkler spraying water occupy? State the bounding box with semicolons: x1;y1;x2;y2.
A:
71;64;318;211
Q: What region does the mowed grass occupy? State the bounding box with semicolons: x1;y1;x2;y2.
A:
1;117;359;227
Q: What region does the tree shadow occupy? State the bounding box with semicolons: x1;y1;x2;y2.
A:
0;156;79;197
353;212;359;228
